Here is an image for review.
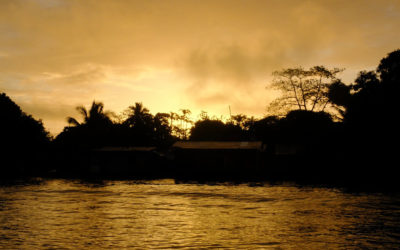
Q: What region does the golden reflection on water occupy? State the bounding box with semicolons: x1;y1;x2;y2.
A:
1;179;400;248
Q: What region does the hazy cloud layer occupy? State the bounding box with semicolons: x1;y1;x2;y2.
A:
0;0;399;134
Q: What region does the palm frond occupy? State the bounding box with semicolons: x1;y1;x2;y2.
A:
76;105;88;120
67;117;80;126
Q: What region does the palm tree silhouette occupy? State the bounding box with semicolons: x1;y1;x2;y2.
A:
124;102;153;128
67;101;112;127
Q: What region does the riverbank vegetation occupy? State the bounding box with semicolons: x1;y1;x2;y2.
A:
1;49;399;189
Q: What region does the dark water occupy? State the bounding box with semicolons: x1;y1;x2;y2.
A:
1;179;400;249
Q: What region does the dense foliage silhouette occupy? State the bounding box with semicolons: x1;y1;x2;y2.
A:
325;49;400;188
1;49;399;189
190;118;246;141
54;101;114;150
328;50;400;150
121;102;174;147
0;93;50;176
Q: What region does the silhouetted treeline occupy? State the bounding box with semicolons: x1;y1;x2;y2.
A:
328;49;400;158
1;49;399;189
0;93;51;176
53;102;175;150
190;113;254;141
327;49;400;184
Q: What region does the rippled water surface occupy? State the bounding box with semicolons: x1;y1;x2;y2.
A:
1;179;400;249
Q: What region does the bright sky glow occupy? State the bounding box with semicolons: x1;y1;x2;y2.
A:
1;0;399;135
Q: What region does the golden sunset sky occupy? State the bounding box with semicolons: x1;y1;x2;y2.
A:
1;0;399;135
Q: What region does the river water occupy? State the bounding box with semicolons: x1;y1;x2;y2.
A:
1;179;400;249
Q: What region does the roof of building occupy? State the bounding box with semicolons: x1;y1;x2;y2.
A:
172;141;263;150
93;147;156;152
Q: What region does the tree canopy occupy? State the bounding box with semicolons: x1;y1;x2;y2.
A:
268;66;343;115
190;118;246;141
0;92;50;148
67;101;113;128
328;49;400;128
1;93;50;174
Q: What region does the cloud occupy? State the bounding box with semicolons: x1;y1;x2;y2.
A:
44;65;106;86
0;0;399;133
179;0;400;113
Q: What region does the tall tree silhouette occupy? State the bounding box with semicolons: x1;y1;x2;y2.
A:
176;109;192;140
153;113;173;146
327;49;400;176
1;93;50;174
377;49;400;86
55;101;113;149
328;49;400;128
122;102;157;146
123;102;153;129
268;66;343;115
67;101;112;127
